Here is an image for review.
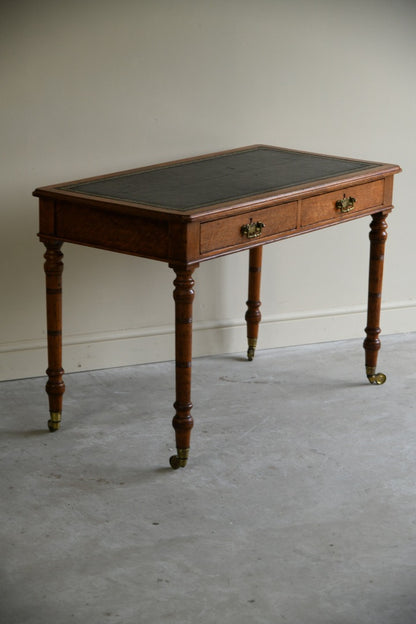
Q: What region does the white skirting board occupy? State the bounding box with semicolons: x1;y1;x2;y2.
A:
1;301;415;381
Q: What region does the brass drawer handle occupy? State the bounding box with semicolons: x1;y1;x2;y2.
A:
241;219;265;239
336;195;356;213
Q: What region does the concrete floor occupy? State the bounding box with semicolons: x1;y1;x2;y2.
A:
1;333;416;624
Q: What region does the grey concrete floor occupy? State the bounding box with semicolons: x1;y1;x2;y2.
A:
1;333;416;624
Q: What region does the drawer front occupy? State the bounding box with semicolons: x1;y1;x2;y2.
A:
200;201;297;253
301;179;385;227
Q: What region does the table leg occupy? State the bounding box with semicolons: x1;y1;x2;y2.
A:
169;266;197;469
363;212;388;385
43;241;65;430
245;246;263;360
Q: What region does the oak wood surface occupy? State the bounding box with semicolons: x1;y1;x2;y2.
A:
245;246;263;361
43;241;65;429
364;212;389;369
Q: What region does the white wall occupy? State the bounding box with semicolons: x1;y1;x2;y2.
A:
1;0;415;381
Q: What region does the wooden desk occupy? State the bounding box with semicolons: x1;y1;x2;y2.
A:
34;145;401;468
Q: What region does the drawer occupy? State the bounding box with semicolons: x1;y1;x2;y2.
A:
301;179;385;227
200;201;297;253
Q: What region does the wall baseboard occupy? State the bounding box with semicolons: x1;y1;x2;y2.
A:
1;301;415;381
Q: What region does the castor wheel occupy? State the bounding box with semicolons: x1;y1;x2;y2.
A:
247;346;255;361
169;455;181;470
366;367;386;385
367;372;387;385
247;338;257;361
169;449;190;469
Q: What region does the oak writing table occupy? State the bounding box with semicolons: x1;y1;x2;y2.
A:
34;145;401;468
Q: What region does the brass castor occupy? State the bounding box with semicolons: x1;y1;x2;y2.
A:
366;367;387;385
169;455;181;469
247;338;257;361
169;448;190;470
48;412;61;432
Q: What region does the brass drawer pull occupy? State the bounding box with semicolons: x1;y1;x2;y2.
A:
336;195;356;213
241;219;265;239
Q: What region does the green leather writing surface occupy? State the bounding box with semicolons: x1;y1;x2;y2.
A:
62;146;378;211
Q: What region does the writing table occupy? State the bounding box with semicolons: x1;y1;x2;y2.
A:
34;145;401;468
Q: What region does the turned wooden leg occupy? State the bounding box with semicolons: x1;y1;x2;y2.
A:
43;241;65;430
363;212;388;385
169;265;197;469
245;246;263;360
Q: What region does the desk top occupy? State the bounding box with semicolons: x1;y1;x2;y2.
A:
34;145;400;217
